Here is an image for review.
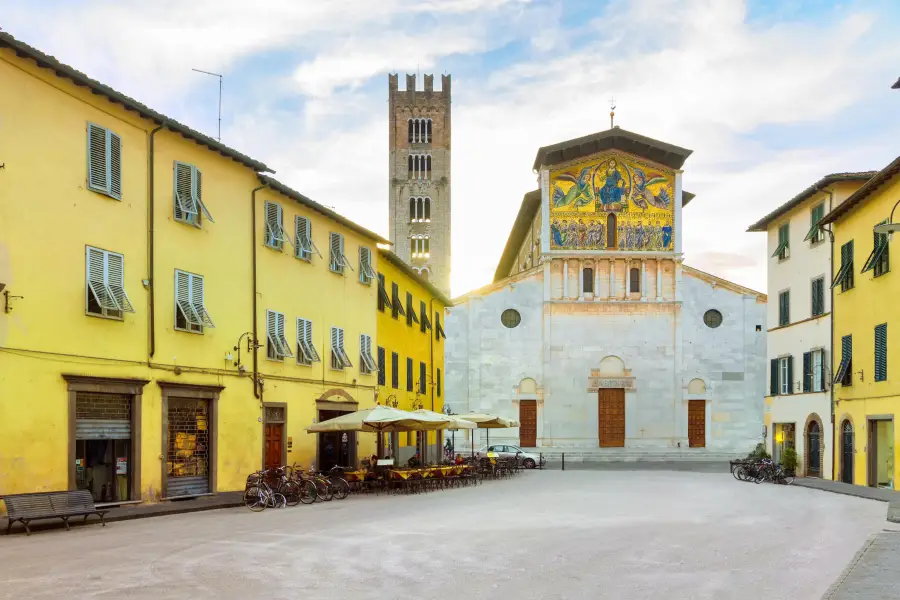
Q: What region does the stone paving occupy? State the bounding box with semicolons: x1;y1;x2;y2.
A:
0;471;889;600
825;531;900;599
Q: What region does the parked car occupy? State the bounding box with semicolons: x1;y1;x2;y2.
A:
475;445;544;469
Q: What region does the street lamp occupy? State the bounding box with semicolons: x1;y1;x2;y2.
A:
873;198;900;235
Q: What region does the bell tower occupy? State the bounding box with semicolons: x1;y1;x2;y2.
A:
388;73;451;296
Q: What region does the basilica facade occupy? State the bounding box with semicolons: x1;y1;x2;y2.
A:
444;128;768;453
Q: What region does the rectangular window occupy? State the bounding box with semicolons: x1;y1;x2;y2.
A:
330;232;350;274
392;352;399;389
359;247;376;284
778;356;793;395
86;123;122;200
804;203;825;244
296;318;321;366
264;202;292;251
175;270;214;333
377;273;391;312
266;310;293;360
803;350;825;393
436;368;442;397
875;324;888;382
406;357;413;392
330;327;353;370
407;292;419;327
832;240;854;291
391;282;406;320
583;268;594;294
420;300;433;333
834;334;852;386
86;246;134;319
359;334;377;374
772;223;790;260
811;277;825;317
377;347;386;386
173;161;214;225
778;290;790;327
419;362;426;394
295;216;316;261
863;223;890;278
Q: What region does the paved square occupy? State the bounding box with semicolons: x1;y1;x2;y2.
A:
0;471;888;599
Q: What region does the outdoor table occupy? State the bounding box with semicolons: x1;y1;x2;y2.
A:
343;470;367;482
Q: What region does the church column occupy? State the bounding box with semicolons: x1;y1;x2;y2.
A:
577;259;583;300
656;258;663;301
609;258;615;299
641;259;647;300
563;259;569;299
594;259;601;302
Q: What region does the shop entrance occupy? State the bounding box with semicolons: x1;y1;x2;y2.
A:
773;423;795;466
165;397;211;497
868;418;894;489
318;410;355;471
75;392;132;503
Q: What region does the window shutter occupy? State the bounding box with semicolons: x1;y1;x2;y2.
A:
406;292;414;326
378;347;386;385
87;124;108;192
407;357;413;391
176;271;199;325
330;233;342;271
108;131;122;199
295;216;311;259
174;163;197;217
770;359;778;396
392;352;399;389
297;318;307;362
277;312;292;357
802;352;811;393
437;368;441;397
392;283;406;318
420;362;426;394
105;252;133;312
875;324;888;382
266;310;282;356
265;202;279;246
190;274;214;327
194;168;215;223
307;320;320;362
786;356;794;394
87;247;116;309
820;351;827;391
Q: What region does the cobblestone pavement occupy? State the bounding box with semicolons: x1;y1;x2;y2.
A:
0;472;888;600
825;530;900;599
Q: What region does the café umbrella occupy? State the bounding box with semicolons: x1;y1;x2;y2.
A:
454;413;513;456
412;409;477;461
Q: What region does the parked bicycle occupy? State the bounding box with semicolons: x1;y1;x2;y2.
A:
243;469;287;512
732;458;794;485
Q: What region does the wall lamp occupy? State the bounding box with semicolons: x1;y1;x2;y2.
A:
3;286;24;314
874;198;900;235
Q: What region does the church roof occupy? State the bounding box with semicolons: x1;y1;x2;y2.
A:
682;265;766;301
494;190;542;282
532;127;693;171
745;171;877;232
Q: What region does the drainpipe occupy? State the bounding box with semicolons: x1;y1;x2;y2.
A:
429;297;435;412
822;189;836;480
251;185;266;399
148;124;165;358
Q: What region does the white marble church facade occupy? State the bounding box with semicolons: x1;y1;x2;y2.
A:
444;128;768;453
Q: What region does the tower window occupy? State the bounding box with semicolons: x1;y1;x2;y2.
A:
408;154;432;180
409;197;432;223
583;268;594;294
408;118;432;143
630;268;641;293
411;235;430;259
607;213;617;249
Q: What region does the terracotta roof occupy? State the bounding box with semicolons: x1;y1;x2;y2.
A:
532;127;692;171
819;157;900;226
745;172;876;232
493;190;542;282
258;175;389;244
0;31;272;173
377;249;452;306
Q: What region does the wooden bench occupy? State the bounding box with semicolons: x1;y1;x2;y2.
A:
3;490;108;536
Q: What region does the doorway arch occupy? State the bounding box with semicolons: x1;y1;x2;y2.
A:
805;417;822;478
840;419;854;484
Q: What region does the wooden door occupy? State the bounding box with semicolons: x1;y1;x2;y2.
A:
807;421;821;477
598;389;625;447
264;423;284;470
519;400;537;447
688;400;706;448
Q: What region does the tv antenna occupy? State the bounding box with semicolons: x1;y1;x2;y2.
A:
192;68;223;141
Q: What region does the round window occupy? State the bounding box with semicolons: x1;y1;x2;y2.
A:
703;309;723;329
501;309;521;329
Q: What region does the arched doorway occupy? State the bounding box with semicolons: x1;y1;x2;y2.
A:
841;420;854;484
806;420;821;477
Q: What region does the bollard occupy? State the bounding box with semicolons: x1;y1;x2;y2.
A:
562;452;565;471
539;453;544;470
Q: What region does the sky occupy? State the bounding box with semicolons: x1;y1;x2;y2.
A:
3;0;899;296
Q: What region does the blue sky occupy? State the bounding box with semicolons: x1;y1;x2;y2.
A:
2;0;898;295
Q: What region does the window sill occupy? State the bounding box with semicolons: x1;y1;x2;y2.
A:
175;327;204;335
175;217;202;229
88;187;121;201
86;311;124;322
265;244;284;252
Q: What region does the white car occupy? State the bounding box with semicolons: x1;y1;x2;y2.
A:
476;444;544;468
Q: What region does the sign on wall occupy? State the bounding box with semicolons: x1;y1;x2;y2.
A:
587;378;635;392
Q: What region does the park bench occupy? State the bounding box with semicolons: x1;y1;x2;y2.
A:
3;490;108;535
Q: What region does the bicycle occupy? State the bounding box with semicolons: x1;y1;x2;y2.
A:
291;464;333;502
285;464;318;505
243;469;287;512
269;466;304;506
324;466;350;501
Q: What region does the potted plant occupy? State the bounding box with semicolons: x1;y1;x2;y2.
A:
781;447;798;476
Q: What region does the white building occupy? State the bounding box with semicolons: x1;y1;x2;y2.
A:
445;128;768;455
747;172;874;478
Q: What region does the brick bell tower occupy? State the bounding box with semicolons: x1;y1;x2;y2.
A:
388;73;451;296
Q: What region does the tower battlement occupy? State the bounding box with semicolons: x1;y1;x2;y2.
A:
388;73;451;97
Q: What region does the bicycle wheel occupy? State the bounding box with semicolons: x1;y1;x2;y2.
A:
298;479;317;505
281;480;302;507
317;479;334;501
273;493;287;508
243;486;267;512
331;477;350;500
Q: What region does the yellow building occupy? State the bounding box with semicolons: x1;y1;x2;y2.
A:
820;156;900;489
0;32;391;503
375;249;450;463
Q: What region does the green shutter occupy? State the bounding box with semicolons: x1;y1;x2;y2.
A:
802;352;811;392
875;324;887;382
